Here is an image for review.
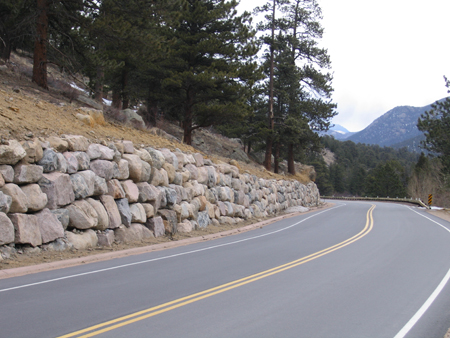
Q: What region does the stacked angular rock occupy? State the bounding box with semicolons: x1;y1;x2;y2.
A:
0;135;320;255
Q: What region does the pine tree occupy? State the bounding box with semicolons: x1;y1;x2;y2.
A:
418;77;450;173
160;0;259;145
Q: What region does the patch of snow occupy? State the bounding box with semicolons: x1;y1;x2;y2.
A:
69;82;88;94
103;98;112;106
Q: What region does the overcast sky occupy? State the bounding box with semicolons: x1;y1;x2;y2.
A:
239;0;450;132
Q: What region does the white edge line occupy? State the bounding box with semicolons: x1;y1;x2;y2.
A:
393;206;450;338
0;205;343;293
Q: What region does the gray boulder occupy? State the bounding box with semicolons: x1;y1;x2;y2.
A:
35;208;65;244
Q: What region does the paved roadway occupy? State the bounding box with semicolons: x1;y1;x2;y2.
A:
1;201;450;338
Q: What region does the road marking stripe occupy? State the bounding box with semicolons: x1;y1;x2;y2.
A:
1;206;343;293
393;206;450;338
59;204;375;338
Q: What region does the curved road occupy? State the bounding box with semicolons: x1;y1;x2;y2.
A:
1;201;450;338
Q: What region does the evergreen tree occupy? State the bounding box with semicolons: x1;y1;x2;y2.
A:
160;0;259;145
418;77;450;173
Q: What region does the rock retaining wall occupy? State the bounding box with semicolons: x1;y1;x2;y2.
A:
0;135;320;257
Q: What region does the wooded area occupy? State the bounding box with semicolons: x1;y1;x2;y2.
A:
0;0;336;174
1;0;449;204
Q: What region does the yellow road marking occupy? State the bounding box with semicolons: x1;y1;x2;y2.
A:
59;204;375;338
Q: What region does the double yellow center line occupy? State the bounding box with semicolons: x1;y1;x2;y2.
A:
59;204;375;338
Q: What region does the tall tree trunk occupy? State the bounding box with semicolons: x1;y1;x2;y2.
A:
0;28;12;60
93;66;104;102
274;142;280;174
288;143;295;175
146;97;158;125
264;0;276;171
112;89;122;109
32;0;49;90
121;68;129;109
247;140;252;154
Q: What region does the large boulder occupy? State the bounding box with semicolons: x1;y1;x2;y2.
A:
20;184;48;212
145;216;165;237
158;209;177;235
65;229;98;250
35;208;65;244
70;173;91;200
9;213;41;247
99;195;122;229
38;148;59;173
115;198;132;227
145;148;165;170
90;160;119;181
21;138;44;163
86;198;110;231
122;154;151;183
73;151;90;171
66;200;98;230
130;203;146;223
63;135;90;152
0;191;12;213
86;143;115;161
0;212;14;245
107;179;126;199
0;165;14;183
39;172;75;209
121;180;139;203
0;183;28;213
0;140;27;165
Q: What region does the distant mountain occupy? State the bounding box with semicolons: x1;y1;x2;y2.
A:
322;124;356;140
347;98;447;150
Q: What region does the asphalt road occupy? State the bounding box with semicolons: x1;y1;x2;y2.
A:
1;201;450;338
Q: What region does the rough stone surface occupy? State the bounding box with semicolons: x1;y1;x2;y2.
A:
116;159;130;180
63;135;90;152
146;148;165;169
121;180;139;203
20;183;48;212
177;221;193;233
76;170;96;196
0;140;27;165
90;159;118;181
114;224;141;244
47;136;69;152
115;198;132;227
0;212;14;245
130;203;146;223
107;179;126;199
35;208;65;243
21;139;44;163
99;195;122;229
86;198;110;230
74;151;90;171
145;216;165;237
97;230;115;247
50;209;70;229
65;229;98;250
87;143;115;160
93;175;108;196
158;209;177;235
122;154;151;183
39;172;75;209
10;213;41;247
142;203;154;218
0;183;28;213
0;165;14;183
38;148;59;173
66;200;98;230
70;173;90;200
